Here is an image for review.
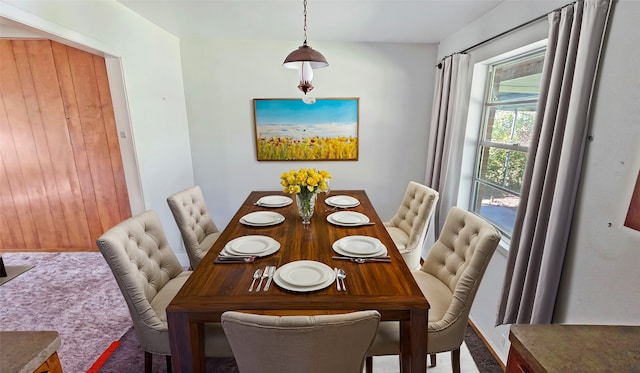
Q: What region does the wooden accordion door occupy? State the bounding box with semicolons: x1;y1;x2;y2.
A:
0;39;131;252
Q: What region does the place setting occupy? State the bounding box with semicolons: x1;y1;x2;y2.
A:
253;195;293;208
215;235;281;263
239;211;285;226
272;260;339;292
327;211;375;227
324;195;360;210
332;235;391;263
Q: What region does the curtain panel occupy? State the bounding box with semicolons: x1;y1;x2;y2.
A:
423;54;470;257
497;0;613;325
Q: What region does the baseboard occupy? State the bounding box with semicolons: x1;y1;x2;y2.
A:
468;319;507;372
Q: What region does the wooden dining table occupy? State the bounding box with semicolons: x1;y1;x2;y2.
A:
167;190;429;372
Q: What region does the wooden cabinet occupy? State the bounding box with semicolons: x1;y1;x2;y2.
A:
34;352;63;373
506;324;640;373
506;345;535;373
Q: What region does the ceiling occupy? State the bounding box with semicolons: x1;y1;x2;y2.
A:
117;0;506;44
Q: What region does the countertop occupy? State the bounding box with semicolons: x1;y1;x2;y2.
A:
0;331;61;373
509;324;640;372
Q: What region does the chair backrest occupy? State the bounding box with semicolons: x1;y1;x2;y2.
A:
167;185;219;268
221;310;381;373
96;210;185;343
421;206;500;336
387;181;439;266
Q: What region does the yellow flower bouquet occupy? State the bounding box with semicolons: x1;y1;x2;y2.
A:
280;168;331;224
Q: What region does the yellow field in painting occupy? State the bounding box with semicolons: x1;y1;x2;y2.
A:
257;136;358;160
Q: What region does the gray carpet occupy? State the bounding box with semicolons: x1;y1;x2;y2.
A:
464;326;503;372
100;324;501;372
99;327;239;373
0;252;502;372
0;252;132;373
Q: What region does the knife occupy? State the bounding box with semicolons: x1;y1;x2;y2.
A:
263;266;276;291
215;255;256;263
332;256;390;261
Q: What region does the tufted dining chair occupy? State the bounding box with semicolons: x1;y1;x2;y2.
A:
96;210;232;373
384;181;439;270
221;310;381;373
167;185;221;269
367;206;501;373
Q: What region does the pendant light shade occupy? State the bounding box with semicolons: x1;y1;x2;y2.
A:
284;0;328;94
283;44;328;70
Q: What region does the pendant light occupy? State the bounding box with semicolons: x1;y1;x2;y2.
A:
283;0;328;94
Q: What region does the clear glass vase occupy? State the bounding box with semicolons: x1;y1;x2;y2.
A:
295;193;317;224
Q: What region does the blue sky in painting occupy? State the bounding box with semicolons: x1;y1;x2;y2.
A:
254;99;358;139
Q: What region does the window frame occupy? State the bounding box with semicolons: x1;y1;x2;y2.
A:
468;48;546;239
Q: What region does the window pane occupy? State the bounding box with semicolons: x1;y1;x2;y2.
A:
471;48;545;240
484;105;536;147
472;182;519;236
477;147;528;193
490;53;545;102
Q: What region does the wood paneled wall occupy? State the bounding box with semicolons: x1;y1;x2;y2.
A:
0;40;130;251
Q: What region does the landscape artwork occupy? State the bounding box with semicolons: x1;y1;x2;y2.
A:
253;98;359;161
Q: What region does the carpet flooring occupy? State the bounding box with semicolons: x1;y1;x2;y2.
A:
0;252;503;372
0;252;132;373
99;324;501;373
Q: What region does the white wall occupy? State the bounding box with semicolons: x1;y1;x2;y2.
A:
0;0;195;257
554;0;640;324
439;0;640;363
180;39;438;228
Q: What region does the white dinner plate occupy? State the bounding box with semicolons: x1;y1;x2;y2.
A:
273;261;336;292
240;211;285;226
223;235;280;257
256;195;293;207
337;235;382;255
325;195;360;208
332;236;388;258
327;211;370;226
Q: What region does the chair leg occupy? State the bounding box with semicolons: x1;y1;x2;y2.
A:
166;355;172;373
451;348;461;373
144;351;152;373
365;356;373;373
429;353;436;367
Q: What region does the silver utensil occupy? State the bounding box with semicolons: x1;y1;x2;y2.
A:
263;266;276;291
249;268;262;292
334;267;341;291
352;258;391;263
256;267;269;290
215;255;256;264
332;256;390;261
337;269;347;291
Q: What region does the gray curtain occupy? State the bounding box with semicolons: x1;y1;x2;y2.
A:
423;54;470;255
498;0;612;325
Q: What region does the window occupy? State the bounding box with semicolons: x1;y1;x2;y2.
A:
470;51;545;237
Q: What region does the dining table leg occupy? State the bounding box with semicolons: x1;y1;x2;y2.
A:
400;309;427;372
167;311;205;372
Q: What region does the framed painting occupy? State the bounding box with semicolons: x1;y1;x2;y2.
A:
253;98;359;161
624;170;640;231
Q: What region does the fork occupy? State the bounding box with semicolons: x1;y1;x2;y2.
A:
256;267;269;290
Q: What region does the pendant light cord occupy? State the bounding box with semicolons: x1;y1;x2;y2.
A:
303;0;308;46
